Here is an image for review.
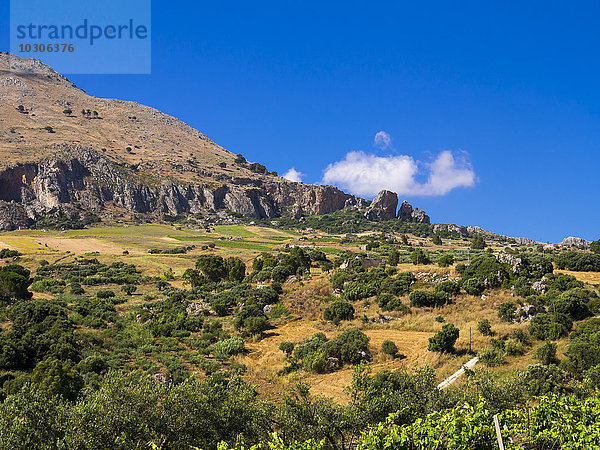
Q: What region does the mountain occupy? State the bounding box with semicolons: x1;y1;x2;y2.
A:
0;53;368;229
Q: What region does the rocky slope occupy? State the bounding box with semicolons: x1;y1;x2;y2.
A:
0;54;372;228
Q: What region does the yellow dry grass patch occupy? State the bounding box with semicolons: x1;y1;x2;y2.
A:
240;318;441;403
0;236;50;253
39;237;125;254
555;269;600;284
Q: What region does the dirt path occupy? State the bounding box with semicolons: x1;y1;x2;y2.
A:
437;357;478;389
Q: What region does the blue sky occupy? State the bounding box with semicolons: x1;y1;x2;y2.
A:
2;1;599;242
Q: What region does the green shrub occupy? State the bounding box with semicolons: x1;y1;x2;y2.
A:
434;280;460;297
437;254;454;268
535;341;559;365
477;319;492;336
381;340;398;357
279;341;295;357
477;345;506;366
410;249;431;265
428;324;459;353
462;278;484;296
498;302;516;322
409;290;448;308
213;336;245;358
323;299;355;323
528;313;572;340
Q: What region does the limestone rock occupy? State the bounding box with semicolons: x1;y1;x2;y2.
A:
397;200;430;224
364;190;398;221
560;236;590;248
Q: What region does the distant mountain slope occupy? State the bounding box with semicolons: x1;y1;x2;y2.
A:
0;53;367;228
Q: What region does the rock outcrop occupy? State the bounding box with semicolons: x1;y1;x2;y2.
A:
364;190;398;221
0;146;371;224
265;182;367;216
0;201;31;230
397;200;430;224
560;237;590;248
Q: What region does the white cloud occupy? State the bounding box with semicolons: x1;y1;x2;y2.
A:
321;150;475;198
282;167;304;183
374;131;392;149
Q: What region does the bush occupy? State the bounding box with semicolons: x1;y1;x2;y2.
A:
279;341;295;357
428;324;459;353
564;319;600;374
343;282;376;302
524;364;568;396
505;339;525;356
477;319;492;336
381;340;398;357
212;336;245;358
535;341;559;365
376;293;407;312
437;254;454;267
96;290;115;299
498;302;516;322
462;278;484;296
471;235;486;249
323;299;355;323
528;313;572;340
555;252;600;272
477;345;506;366
434;281;460;297
410;249;431;265
70;283;84;295
409;290;448;308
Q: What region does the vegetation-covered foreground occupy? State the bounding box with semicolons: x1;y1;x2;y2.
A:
1;216;600;448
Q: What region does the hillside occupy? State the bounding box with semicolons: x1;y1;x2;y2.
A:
0;53;368;228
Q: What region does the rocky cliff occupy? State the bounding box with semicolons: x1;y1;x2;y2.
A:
0;144;372;229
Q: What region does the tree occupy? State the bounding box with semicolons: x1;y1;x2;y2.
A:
234;154;247;164
323;299;355;323
62;108;72;116
438;253;454;268
410;249;430;265
196;255;227;282
182;268;204;287
428;324;459;353
388;249;399;266
463;278;484;295
0;265;32;303
471;235;486;250
591;240;600;254
432;234;442;245
529;313;572;340
381;340;398;357
224;257;246;283
31;357;83;401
